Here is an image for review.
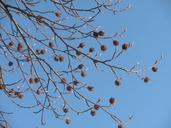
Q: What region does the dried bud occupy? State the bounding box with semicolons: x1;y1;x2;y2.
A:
152;66;158;72
78;64;84;69
118;124;124;128
48;42;54;48
8;41;14;47
0;84;5;90
17;42;23;51
78;43;85;48
18;93;24;99
36;49;41;55
8;61;13;66
98;31;105;36
40;49;46;54
36;88;41;95
100;45;107;51
63;108;69;113
29;78;35;84
113;40;119;46
34;77;40;83
115;79;121;86
90;110;96;116
109;97;116;105
144;77;150;83
73;80;79;85
55;12;62;17
87;86;94;91
93;31;99;38
122;43;129;50
76;50;81;56
54;56;59;61
66;86;72;92
89;47;95;53
65;117;70;125
94;104;100;110
59;55;64;62
80;71;86;77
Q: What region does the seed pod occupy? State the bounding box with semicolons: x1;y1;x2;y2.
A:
59;55;64;62
73;80;79;85
113;40;119;46
94;104;100;110
76;50;81;56
34;77;40;83
29;78;35;84
55;12;62;17
90;110;96;116
144;77;150;83
0;84;5;90
152;66;158;72
66;86;72;92
93;31;99;38
80;71;86;77
40;49;46;54
115;79;121;86
98;31;105;36
78;43;85;48
89;47;95;53
17;42;23;51
87;86;94;91
100;45;107;51
122;43;129;50
36;49;41;55
78;64;84;69
65;117;70;125
109;97;116;105
48;42;54;48
8;41;14;47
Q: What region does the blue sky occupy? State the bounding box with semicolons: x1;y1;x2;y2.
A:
1;0;171;128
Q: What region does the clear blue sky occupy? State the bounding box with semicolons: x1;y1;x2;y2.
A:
1;0;171;128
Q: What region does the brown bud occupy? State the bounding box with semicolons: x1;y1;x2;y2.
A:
63;108;69;113
98;31;105;36
80;71;86;77
59;55;64;62
113;40;119;46
89;47;95;53
54;56;59;61
90;110;96;116
122;43;129;50
40;49;46;54
0;84;5;90
109;97;116;105
78;43;85;48
29;78;35;84
78;64;84;69
144;77;150;83
36;49;41;55
100;45;107;51
93;31;99;38
66;86;72;92
115;79;121;86
36;88;41;95
73;80;79;85
18;93;24;99
76;50;81;56
34;77;40;83
17;42;23;51
8;41;14;47
94;104;100;110
48;42;54;48
65;117;70;125
152;66;158;72
87;86;94;91
55;12;62;17
118;124;124;128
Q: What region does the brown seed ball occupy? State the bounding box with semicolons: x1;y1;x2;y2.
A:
76;50;81;56
34;77;40;83
152;66;158;72
98;31;105;36
8;41;14;47
65;117;70;125
54;56;59;61
18;93;24;99
144;77;150;83
113;40;119;46
59;55;64;62
90;110;96;116
17;42;23;51
63;108;69;113
55;12;62;17
0;84;5;90
122;43;129;50
118;124;123;128
36;49;41;55
40;49;46;54
89;47;95;53
73;80;79;85
80;71;86;77
66;86;72;91
87;86;94;91
100;45;107;51
109;97;116;105
48;42;54;48
29;78;35;84
115;79;121;86
94;104;100;110
36;88;41;95
78;43;85;48
93;31;99;38
78;64;84;69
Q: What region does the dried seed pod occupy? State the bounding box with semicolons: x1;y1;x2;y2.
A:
90;110;96;116
73;80;79;85
115;79;121;86
59;55;64;62
34;77;40;83
40;49;46;54
80;71;86;77
17;42;23;51
87;86;94;91
94;104;100;110
122;43;129;50
55;12;62;17
0;84;5;90
100;45;107;51
89;47;95;53
78;64;84;69
76;50;81;56
29;78;35;84
66;86;72;92
98;31;105;36
65;117;70;125
36;49;41;55
8;41;14;47
63;108;69;113
48;42;54;48
113;40;119;46
109;97;116;105
78;43;85;48
93;31;99;38
144;77;150;83
152;66;158;72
